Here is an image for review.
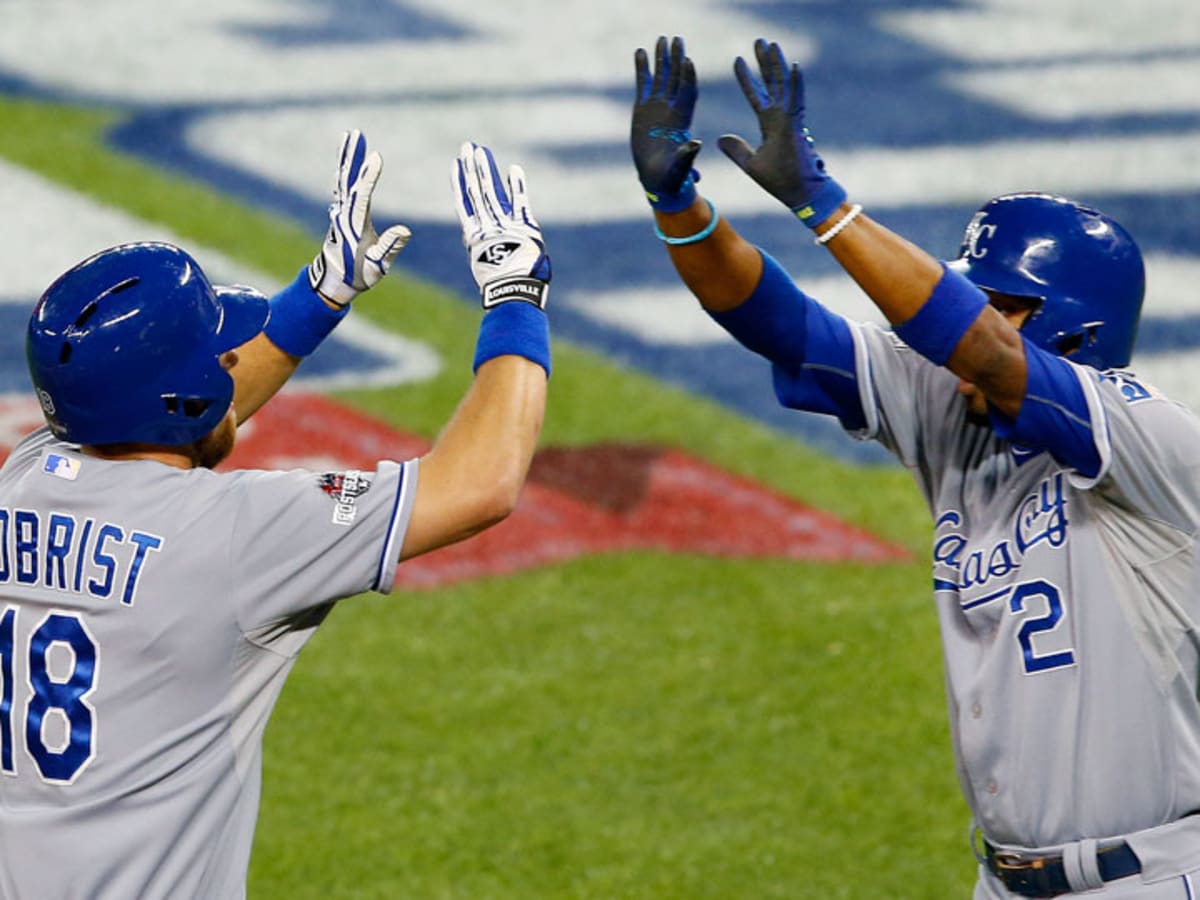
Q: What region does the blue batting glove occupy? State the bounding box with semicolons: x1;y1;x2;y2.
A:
631;35;702;213
452;142;551;309
717;39;847;228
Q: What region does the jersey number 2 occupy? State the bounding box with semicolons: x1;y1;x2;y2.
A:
1009;580;1076;674
1;605;98;783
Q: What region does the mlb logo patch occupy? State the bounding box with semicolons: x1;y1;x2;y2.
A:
43;453;80;480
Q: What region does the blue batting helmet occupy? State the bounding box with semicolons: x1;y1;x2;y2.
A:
948;193;1145;370
26;242;269;446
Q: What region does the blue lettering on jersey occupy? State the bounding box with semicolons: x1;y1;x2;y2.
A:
123;532;163;606
1099;371;1154;404
1015;473;1068;553
933;473;1069;595
45;514;75;589
88;523;122;599
0;509;164;606
14;510;38;585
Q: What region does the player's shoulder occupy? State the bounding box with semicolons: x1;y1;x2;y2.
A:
0;427;70;478
1092;367;1167;406
1090;365;1200;437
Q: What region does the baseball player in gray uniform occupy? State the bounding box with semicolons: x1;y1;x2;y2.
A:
0;133;552;899
632;36;1200;898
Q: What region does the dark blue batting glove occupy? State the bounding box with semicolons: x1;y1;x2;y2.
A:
717;39;846;228
631;35;702;213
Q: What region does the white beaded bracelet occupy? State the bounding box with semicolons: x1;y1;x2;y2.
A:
814;203;864;246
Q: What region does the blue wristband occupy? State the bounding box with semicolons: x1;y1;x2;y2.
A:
645;172;698;213
893;264;988;366
473;300;551;377
792;179;848;229
264;267;349;357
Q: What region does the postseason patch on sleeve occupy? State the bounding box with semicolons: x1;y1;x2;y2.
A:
317;470;373;526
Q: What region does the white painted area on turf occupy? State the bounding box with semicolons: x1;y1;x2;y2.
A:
882;0;1199;62
193;105;1200;224
1140;254;1200;318
567;276;892;348
0;159;440;391
0;0;796;102
564;253;1200;356
565;289;733;346
883;0;1200;121
3;0;1197;227
950;60;1200;121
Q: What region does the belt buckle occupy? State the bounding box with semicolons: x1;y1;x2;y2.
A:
993;852;1042;872
990;852;1057;898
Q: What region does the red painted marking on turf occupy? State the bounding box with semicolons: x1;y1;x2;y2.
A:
0;392;909;588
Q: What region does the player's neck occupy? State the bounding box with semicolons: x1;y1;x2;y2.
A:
82;443;198;470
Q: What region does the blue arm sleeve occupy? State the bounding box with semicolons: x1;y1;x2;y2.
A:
988;338;1102;478
707;250;865;430
706;250;810;369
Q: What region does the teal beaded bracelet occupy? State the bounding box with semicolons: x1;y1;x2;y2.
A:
653;199;720;246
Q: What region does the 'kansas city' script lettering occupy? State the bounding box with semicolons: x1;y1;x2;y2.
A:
933;473;1068;590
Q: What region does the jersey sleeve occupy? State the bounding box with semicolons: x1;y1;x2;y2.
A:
846;324;954;458
227;458;418;630
4;427;59;469
840;322;987;508
1076;371;1200;528
710;252;962;490
710;249;868;430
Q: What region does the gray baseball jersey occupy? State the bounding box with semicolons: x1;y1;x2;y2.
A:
846;323;1200;850
0;427;417;900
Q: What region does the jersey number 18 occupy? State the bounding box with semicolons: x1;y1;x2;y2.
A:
1;605;98;783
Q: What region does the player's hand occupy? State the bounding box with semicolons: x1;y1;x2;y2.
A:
718;39;846;228
452;142;551;309
308;129;412;307
631;35;702;212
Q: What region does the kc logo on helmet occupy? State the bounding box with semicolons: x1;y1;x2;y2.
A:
962;211;999;260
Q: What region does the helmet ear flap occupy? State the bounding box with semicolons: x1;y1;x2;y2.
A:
1052;321;1104;359
163;395;220;420
26;242;268;446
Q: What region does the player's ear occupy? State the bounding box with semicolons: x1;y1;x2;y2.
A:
219;350;240;371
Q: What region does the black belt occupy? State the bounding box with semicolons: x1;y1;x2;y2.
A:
984;840;1141;898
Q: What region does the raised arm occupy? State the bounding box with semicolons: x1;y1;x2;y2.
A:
716;39;1028;416
399;143;551;560
632;36;1029;418
233;129;412;422
631;36;764;311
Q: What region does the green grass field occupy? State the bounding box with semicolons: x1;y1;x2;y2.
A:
2;96;977;898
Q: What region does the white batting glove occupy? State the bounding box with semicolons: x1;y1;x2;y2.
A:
309;129;412;307
452;141;551;309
